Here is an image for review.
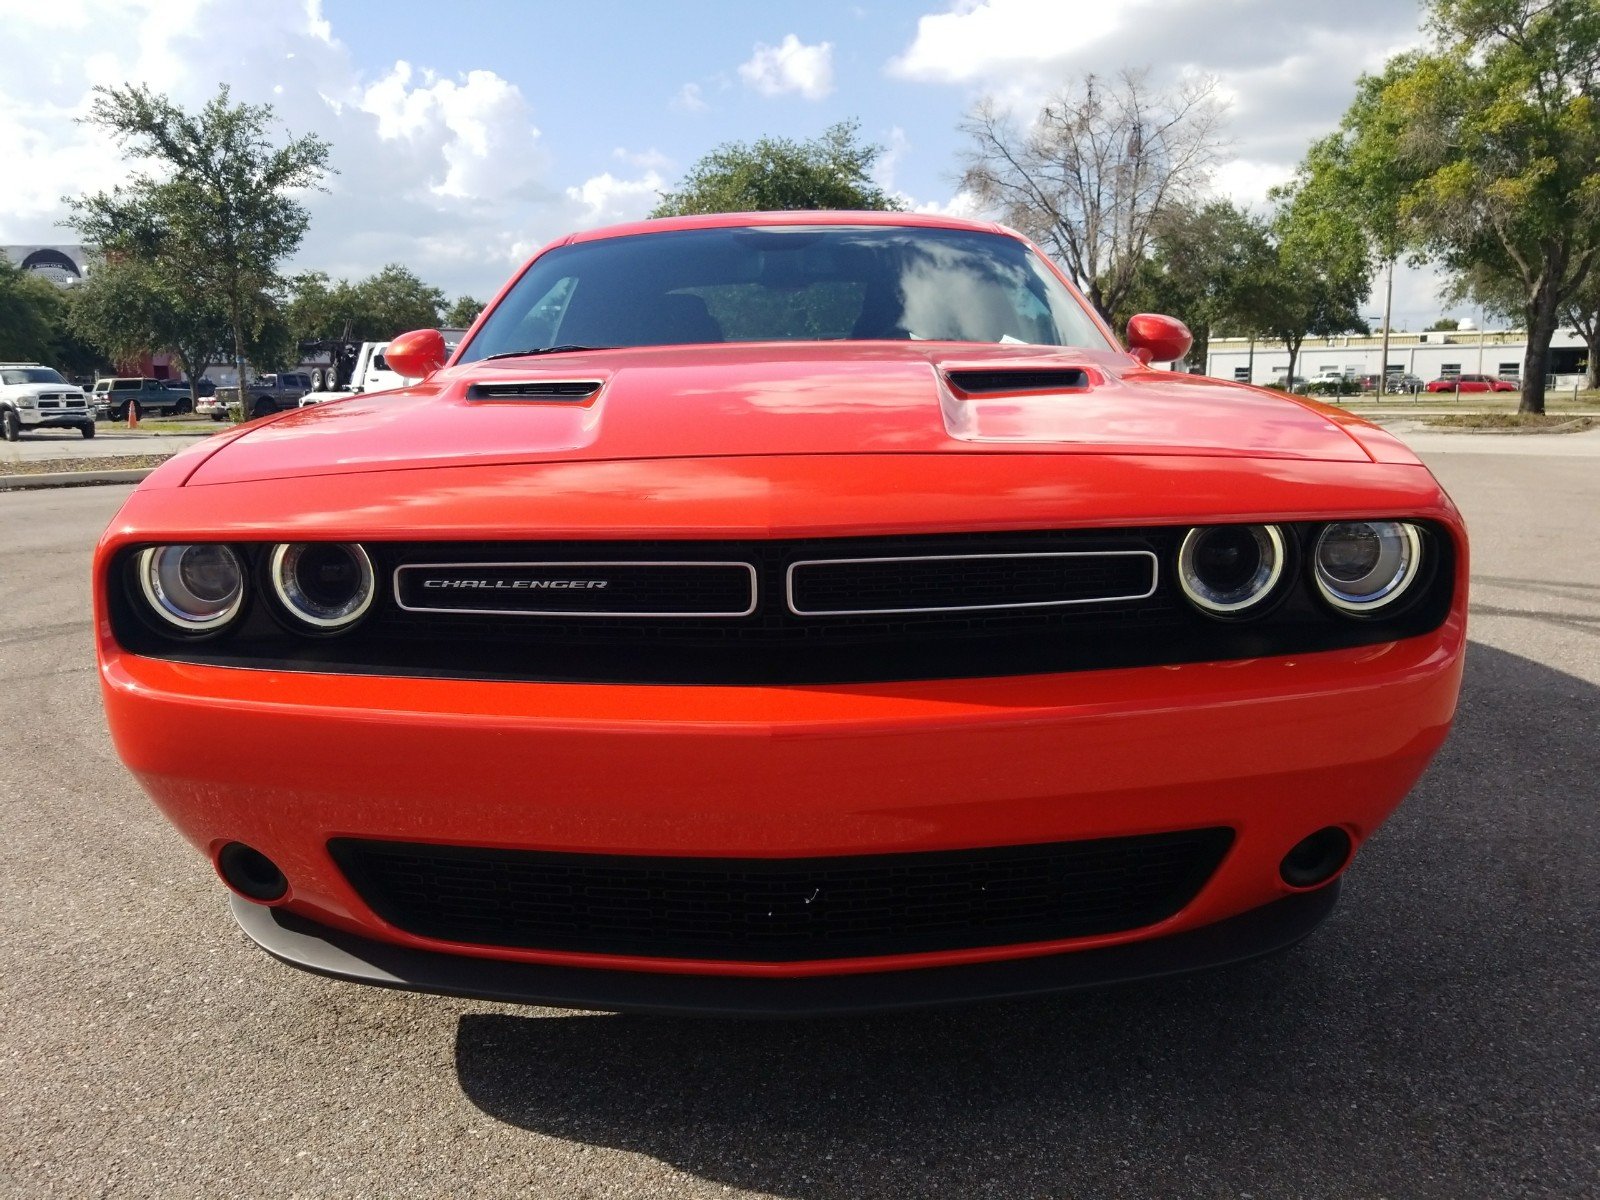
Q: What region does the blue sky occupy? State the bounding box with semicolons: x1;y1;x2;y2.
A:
4;0;1459;326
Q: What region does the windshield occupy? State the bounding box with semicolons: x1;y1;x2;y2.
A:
2;367;68;385
459;225;1111;362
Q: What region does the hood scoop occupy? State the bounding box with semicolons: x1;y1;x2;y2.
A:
467;379;602;402
946;368;1092;395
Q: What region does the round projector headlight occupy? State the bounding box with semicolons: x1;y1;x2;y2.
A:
1178;524;1286;617
138;544;245;632
1313;521;1423;614
269;543;375;630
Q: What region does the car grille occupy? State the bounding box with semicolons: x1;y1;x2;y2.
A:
111;524;1456;685
329;829;1234;962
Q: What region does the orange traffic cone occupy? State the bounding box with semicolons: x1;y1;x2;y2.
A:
127;403;139;429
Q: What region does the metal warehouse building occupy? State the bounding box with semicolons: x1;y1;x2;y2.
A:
1204;325;1591;388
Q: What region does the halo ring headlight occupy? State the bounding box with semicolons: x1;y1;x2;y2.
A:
1313;521;1423;614
137;545;245;632
1178;524;1286;617
269;542;376;631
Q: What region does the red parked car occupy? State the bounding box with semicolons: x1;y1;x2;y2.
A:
1425;373;1518;393
95;212;1467;1015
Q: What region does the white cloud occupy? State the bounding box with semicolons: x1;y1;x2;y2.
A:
910;191;985;219
0;0;562;298
564;170;666;229
889;0;1134;84
738;34;835;101
888;0;1422;208
671;81;710;112
612;146;672;172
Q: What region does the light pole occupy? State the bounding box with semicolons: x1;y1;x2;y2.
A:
1378;257;1394;397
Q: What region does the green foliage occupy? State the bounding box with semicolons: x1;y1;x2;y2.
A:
66;84;331;413
651;120;903;217
1303;378;1364;397
1114;200;1277;368
444;295;485;329
70;255;232;389
1309;0;1600;411
288;265;446;343
1426;317;1461;330
1256;174;1375;380
0;258;70;363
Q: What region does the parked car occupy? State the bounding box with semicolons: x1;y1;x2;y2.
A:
197;372;315;421
1425;373;1517;393
1385;373;1425;393
95;211;1468;1016
92;377;189;421
0;363;93;439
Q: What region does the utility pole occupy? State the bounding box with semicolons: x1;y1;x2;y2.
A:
1378;257;1394;397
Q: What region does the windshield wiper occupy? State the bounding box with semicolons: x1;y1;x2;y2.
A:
481;344;617;361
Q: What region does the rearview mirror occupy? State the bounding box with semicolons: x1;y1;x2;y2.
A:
1125;313;1193;366
384;328;449;380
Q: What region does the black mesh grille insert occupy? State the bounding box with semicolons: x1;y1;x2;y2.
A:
330;829;1234;961
788;551;1155;614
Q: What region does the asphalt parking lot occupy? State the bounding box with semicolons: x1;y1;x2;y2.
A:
3;437;1597;1198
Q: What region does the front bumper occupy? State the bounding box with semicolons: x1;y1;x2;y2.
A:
21;410;91;428
101;613;1463;985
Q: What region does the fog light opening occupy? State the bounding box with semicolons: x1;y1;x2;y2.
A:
216;842;289;903
1279;827;1353;889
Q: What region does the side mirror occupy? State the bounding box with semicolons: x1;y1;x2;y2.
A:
384;328;448;380
1125;313;1193;365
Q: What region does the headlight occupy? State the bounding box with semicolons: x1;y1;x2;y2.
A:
18;397;36;408
269;543;375;630
1177;524;1286;617
1313;521;1423;614
137;545;245;632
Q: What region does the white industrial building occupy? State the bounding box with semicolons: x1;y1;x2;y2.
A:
1204;325;1591;388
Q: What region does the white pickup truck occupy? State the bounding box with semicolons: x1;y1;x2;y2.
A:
1;364;94;440
300;342;418;407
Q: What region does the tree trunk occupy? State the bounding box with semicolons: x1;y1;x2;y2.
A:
1579;319;1600;390
1520;285;1561;415
1284;336;1302;387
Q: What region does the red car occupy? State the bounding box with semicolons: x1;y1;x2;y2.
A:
96;212;1467;1015
1425;373;1518;393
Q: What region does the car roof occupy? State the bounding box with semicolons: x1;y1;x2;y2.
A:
561;209;1010;248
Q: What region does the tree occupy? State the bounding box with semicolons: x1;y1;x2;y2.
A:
1315;1;1600;412
1565;279;1600;389
1116;200;1276;370
70;256;233;400
288;265;445;343
445;295;485;328
651;120;903;216
957;68;1227;323
1426;317;1461;331
67;85;331;416
0;257;68;363
1254;181;1374;383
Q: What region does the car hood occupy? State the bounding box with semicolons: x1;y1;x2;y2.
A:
182;342;1379;487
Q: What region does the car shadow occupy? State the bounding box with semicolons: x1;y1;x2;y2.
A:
453;642;1597;1198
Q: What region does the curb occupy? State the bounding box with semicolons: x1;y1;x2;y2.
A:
0;468;155;491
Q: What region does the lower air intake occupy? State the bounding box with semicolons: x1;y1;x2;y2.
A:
330;828;1234;962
